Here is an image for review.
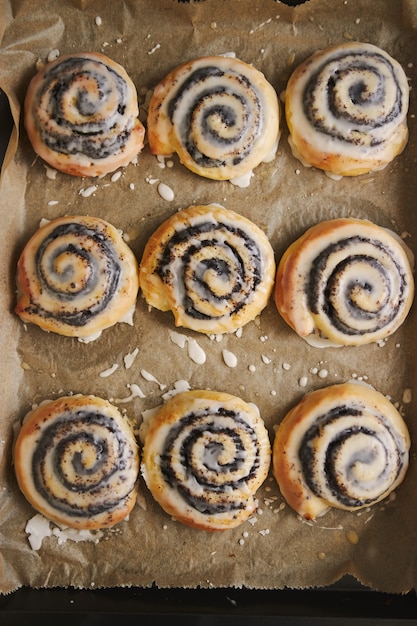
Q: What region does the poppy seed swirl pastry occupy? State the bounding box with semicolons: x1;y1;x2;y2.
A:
147;55;280;181
275;218;414;347
285;42;409;177
142;390;271;530
273;382;410;520
24;52;145;177
139;204;276;334
14;395;140;530
15;215;140;338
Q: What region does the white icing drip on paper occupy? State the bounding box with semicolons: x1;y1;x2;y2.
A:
169;331;206;364
161;379;191;400
157;182;175;201
124;347;139;369
230;170;254;188
111;170;122;182
114;383;146;403
187;338;206;364
79;185;98;198
44;165;57;179
119;304;135;326
25;514;104;551
222;349;238;368
169;330;187;349
47;49;60;63
141;369;166;390
99;363;119;378
78;330;103;344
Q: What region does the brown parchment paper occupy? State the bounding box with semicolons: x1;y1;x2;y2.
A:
1;0;417;596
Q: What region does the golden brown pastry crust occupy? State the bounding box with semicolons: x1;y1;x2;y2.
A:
139;204;276;334
285;42;409;177
275;218;414;347
147;55;280;181
273;382;410;520
15;215;139;338
142;390;271;530
14;395;140;530
24;52;145;177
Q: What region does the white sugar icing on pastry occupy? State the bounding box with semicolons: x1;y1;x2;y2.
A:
24;52;145;177
15;215;139;337
142;390;271;530
147;55;280;180
275;218;414;347
139;204;276;334
285;42;409;177
14;395;140;530
273;382;410;520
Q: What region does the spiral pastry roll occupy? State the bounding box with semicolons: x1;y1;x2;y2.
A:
24;52;145;177
285;42;409;177
273;382;410;520
15;215;139;338
14;395;140;530
139;204;276;334
147;55;280;181
142;390;271;530
275;218;414;347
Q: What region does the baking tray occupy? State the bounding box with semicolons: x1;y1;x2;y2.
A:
1;1;417;621
1;577;417;626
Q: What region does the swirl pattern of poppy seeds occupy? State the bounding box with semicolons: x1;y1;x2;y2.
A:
14;395;140;530
15;215;139;338
139;205;276;334
142;390;271;530
275;218;414;347
24;52;145;176
285;42;409;177
273;382;410;520
147;55;280;180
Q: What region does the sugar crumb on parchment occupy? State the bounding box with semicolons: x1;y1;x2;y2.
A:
148;43;161;55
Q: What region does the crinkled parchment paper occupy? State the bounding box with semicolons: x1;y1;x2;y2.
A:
1;0;417;595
